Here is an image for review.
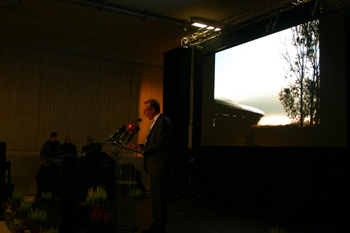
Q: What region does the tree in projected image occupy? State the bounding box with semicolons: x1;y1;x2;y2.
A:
279;20;320;127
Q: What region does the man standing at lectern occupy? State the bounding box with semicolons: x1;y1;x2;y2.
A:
129;99;175;233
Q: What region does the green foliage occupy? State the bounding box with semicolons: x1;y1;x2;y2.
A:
18;201;33;212
269;225;288;233
36;191;59;204
86;186;108;207
28;208;47;223
40;225;59;233
85;186;110;221
280;19;320;127
15;200;33;219
8;191;24;205
130;187;145;199
2;191;24;216
40;191;53;201
15;208;48;232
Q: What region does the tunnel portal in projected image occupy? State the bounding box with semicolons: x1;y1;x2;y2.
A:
210;99;265;146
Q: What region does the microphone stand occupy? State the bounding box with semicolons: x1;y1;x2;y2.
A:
91;134;122;176
81;142;106;157
93;145;122;176
94;133;143;176
174;152;204;199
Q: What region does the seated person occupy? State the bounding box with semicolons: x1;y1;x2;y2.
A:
62;136;77;156
36;132;62;198
82;136;93;155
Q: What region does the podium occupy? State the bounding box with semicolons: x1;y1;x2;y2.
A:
112;153;138;231
78;133;144;232
108;142;144;232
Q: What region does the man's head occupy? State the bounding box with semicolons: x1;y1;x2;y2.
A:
64;136;71;144
86;136;93;145
143;99;160;121
50;132;57;142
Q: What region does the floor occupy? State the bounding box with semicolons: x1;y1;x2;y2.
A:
135;194;274;233
1;193;338;233
134;194;337;233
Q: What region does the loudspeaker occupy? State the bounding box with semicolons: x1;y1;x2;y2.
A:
0;142;6;188
163;47;191;150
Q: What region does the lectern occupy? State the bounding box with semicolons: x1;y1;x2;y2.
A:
108;141;143;232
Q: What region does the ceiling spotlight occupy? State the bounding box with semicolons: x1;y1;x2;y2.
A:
207;26;215;30
192;22;207;28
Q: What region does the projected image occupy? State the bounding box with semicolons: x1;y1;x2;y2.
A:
215;20;320;126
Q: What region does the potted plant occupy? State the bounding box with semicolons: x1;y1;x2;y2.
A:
40;225;59;233
2;191;24;216
130;187;145;199
1;191;24;230
33;191;60;228
82;186;110;232
34;191;59;205
85;186;110;222
269;225;288;233
11;200;33;232
37;191;53;204
14;208;48;233
14;201;33;219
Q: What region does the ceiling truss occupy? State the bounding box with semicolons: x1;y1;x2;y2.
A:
181;0;317;47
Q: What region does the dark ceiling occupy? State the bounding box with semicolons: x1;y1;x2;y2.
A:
0;0;269;65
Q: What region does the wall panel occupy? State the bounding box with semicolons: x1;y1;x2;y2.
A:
0;42;163;194
135;64;164;144
0;43;163;155
0;44;43;151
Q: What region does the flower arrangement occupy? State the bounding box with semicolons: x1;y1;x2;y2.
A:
35;191;59;205
1;191;25;219
269;225;288;233
13;200;33;221
2;192;58;233
85;186;110;221
40;225;59;233
15;207;48;233
130;187;145;199
40;191;52;201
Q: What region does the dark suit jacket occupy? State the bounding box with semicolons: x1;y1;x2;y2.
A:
141;113;175;178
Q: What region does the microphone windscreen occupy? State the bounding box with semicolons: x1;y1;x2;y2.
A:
127;122;136;131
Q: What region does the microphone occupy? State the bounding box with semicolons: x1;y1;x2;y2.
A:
124;126;140;144
118;119;141;143
120;123;140;144
130;125;140;135
109;125;141;152
119;122;135;143
109;125;126;141
127;122;136;131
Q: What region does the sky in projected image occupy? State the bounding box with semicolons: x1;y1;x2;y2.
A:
215;28;294;125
